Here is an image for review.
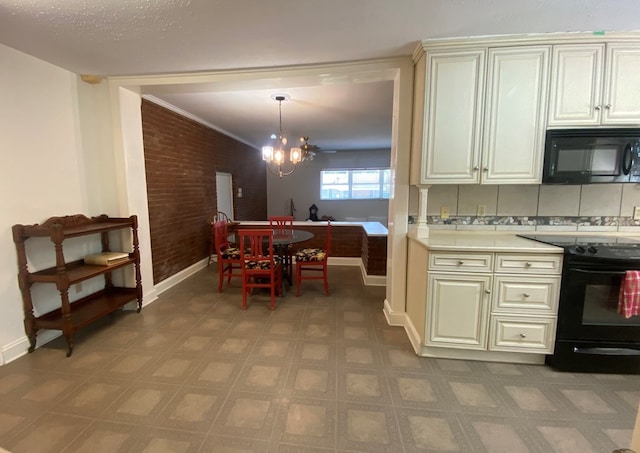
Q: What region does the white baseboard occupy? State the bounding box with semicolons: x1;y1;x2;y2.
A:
383;299;407;325
154;258;208;296
327;256;360;267
2;328;63;365
402;314;423;355
360;261;387;286
327;257;387;287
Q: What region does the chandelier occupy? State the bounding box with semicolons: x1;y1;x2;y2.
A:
261;94;303;178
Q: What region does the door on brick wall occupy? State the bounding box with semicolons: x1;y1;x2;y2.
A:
216;172;234;221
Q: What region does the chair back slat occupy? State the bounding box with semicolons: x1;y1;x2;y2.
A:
269;216;294;235
213;220;230;253
239;229;274;264
239;228;281;310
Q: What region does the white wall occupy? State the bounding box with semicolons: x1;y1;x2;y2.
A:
0;44;120;363
267;149;390;223
0;44;84;362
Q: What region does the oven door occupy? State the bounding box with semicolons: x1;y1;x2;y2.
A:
559;260;640;342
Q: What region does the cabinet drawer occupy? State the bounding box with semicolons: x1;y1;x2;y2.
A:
494;253;562;275
489;315;556;353
493;276;560;314
429;252;493;273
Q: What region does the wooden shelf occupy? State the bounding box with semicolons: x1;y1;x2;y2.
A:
35;287;138;331
12;214;143;357
28;257;135;284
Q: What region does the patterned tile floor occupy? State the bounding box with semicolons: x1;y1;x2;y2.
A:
0;265;638;452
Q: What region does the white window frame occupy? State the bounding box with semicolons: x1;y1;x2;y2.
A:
320;168;391;200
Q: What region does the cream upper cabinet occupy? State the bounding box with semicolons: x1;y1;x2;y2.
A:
548;44;603;125
549;43;640;126
414;46;549;184
604;44;640;124
482;46;550;183
416;49;486;183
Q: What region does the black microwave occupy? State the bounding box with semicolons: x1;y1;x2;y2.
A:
542;128;640;184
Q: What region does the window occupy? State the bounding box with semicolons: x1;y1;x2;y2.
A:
320;169;391;200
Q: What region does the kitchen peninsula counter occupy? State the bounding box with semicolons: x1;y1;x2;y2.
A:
235;220;387;283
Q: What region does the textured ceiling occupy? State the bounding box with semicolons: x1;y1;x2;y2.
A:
2;0;639;150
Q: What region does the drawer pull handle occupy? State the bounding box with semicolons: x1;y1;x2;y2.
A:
525;262;532;267
519;333;527;339
484;289;491;295
458;260;464;265
523;292;530;298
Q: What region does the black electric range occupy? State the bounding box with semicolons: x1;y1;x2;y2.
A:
517;234;640;261
518;234;640;374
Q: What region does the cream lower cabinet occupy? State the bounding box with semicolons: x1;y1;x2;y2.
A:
409;248;562;359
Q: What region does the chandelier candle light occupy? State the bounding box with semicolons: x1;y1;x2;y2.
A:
262;94;302;178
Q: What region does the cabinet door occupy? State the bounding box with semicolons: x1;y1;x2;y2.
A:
420;49;485;183
426;272;491;349
603;44;640;124
548;44;604;126
482;46;550;184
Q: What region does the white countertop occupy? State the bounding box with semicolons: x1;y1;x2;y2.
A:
237;221;388;237
408;230;564;254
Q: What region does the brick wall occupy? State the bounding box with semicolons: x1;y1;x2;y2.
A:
363;235;387;275
142;99;267;283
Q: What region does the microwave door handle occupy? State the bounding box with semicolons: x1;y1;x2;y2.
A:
573;269;627;277
622;143;632;175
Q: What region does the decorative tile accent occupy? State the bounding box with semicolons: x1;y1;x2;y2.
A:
427;214;639;231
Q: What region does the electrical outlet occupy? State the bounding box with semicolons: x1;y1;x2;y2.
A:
74;282;83;293
477;204;486;217
440;206;450;219
634;206;640;221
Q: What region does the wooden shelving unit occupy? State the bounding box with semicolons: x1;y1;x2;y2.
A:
12;214;143;357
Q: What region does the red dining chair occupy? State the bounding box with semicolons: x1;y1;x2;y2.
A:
269;215;294;234
295;221;331;296
269;215;294;277
208;211;231;266
239;229;283;310
213;219;242;292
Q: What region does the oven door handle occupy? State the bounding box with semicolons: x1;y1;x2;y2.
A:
572;269;627;276
574;347;640;356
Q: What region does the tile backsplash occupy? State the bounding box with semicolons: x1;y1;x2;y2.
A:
409;183;640;232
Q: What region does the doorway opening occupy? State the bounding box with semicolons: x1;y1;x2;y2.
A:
216;171;234;221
